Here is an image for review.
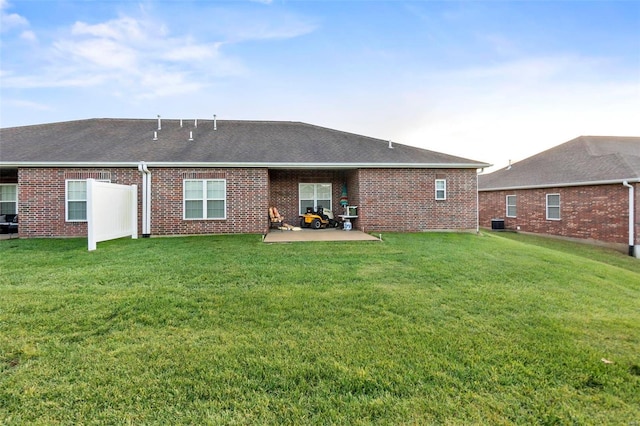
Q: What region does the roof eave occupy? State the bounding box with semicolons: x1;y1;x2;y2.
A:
479;177;640;191
1;162;141;168
252;162;491;170
2;161;491;169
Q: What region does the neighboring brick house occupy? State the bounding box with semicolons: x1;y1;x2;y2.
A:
478;136;640;257
0;118;489;239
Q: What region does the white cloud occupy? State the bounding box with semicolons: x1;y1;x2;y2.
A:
1;5;315;101
1;0;28;32
162;42;222;62
436;55;608;98
1;10;26;28
137;69;205;99
55;38;138;69
19;29;36;41
206;8;318;42
3;13;236;99
71;16;150;41
231;19;316;41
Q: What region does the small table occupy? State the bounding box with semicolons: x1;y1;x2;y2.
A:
338;215;358;230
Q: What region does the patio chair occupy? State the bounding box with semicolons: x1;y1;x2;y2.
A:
268;207;284;229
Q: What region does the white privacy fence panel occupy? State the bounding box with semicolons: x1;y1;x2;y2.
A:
87;179;138;251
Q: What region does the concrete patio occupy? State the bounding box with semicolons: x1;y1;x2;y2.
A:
263;228;381;243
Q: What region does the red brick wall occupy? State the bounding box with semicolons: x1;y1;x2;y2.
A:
17;167;269;238
267;168;478;232
479;183;639;245
152;168;268;235
356;168;479;232
17;166;479;237
18;168;140;238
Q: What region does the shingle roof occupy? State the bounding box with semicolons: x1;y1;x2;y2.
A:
479;136;640;190
0;118;488;168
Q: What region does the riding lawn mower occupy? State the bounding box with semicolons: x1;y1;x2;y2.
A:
299;207;340;229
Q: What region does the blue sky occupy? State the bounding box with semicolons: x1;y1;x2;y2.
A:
1;0;639;171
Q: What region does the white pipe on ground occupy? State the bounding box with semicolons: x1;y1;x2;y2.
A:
623;180;635;257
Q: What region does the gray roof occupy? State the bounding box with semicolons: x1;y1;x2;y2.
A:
479;136;640;191
0;118;488;169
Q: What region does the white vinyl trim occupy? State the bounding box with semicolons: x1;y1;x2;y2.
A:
2;161;491;169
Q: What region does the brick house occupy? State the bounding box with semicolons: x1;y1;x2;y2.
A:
1;118;489;238
478;136;640;256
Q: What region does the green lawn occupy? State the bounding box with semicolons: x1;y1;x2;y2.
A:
1;232;639;424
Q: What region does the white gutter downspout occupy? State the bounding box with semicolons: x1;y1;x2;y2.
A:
476;171;480;234
622;180;635;256
623;181;636;257
138;161;152;237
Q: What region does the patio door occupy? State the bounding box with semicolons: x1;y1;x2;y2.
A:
299;183;332;214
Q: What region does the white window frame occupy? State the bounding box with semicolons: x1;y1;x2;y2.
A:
66;179;110;222
506;195;517;218
0;184;18;215
183;179;227;220
435;179;446;200
298;183;332;215
546;193;561;220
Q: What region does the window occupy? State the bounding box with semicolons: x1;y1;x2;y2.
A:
435;179;446;200
506;195;517;218
546;194;560;220
67;180;87;221
66;179;109;222
299;183;332;214
0;184;17;215
184;179;226;219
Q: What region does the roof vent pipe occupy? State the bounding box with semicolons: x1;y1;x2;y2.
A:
189;131;194;141
214;114;217;131
153;131;158;141
194;119;198;128
388;140;393;149
157;115;161;130
507;160;512;170
180;119;183;128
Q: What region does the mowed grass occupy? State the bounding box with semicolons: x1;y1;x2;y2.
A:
1;232;639;424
